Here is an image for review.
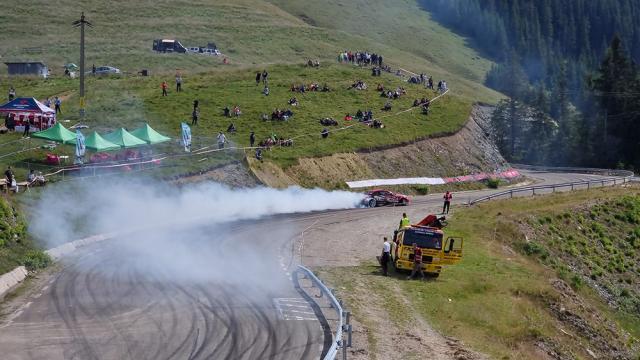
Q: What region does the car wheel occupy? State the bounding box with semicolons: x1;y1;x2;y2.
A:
368;199;376;208
400;199;408;206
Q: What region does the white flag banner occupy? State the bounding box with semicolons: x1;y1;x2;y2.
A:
181;122;191;152
75;130;86;164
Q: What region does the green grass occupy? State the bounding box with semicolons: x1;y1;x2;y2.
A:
1;63;470;175
0;0;501;103
0;0;504;185
0;196;49;274
319;186;640;359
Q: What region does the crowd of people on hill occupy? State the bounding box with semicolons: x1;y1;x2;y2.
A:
380;86;407;99
169;49;448;162
349;80;367;90
338;51;383;67
306;59;320;67
290;83;330;93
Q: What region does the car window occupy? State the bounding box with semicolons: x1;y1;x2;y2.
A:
402;229;443;249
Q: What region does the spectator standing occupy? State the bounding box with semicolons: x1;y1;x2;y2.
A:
443;191;452;214
407;243;425;280
380;237;391;276
176;74;183;92
54;96;62;114
191;108;199;125
217;131;227;149
44;98;52;108
8;87;16;101
249;131;255;147
193;99;199;111
262;70;268;85
161;81;168;96
22;120;30;137
255;72;261;85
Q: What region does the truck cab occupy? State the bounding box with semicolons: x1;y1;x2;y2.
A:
391;223;463;277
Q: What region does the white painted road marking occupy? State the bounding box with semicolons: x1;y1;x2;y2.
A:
273;298;317;321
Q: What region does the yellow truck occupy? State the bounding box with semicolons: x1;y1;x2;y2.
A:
390;215;463;277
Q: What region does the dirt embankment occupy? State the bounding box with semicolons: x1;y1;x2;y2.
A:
252;104;506;189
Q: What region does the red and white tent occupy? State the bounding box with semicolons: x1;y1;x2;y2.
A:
0;97;56;132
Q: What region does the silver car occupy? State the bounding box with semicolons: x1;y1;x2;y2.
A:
90;66;121;75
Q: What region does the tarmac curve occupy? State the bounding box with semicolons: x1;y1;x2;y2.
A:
0;169;626;360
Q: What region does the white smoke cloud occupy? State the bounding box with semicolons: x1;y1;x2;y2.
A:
29;180;363;288
30;180;363;247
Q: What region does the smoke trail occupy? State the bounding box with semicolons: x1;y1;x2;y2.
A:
30;179;363;248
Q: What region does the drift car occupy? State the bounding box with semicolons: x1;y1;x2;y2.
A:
363;189;410;207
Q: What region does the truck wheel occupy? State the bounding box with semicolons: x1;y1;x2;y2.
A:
426;272;440;279
368;199;376;208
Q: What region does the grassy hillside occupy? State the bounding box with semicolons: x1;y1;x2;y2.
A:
0;0;501;103
319;186;640;359
0;196;49;274
0;0;503;186
1;63;469;181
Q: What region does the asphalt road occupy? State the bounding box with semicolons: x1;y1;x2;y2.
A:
0;169;626;360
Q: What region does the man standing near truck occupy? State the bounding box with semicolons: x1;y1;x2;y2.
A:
443;191;452;214
407;243;425;280
380;237;391;276
399;212;410;229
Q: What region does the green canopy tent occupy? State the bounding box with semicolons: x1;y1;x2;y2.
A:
102;128;147;148
130;123;171;144
31;123;77;143
84;132;121;151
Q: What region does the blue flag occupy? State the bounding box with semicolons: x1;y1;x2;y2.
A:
181;122;191;152
75;130;86;164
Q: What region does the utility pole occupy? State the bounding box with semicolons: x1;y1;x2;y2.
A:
73;12;92;118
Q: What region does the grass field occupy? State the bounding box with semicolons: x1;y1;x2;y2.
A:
318;186;640;359
0;63;470;180
0;0;501;103
0;0;504;185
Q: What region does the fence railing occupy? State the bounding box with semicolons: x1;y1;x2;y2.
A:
297;265;352;360
470;165;635;205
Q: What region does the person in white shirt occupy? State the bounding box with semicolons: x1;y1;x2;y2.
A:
217;132;227;149
380;237;391;276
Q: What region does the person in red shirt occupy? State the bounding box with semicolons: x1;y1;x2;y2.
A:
443;191;453;214
407;243;425;280
161;81;168;97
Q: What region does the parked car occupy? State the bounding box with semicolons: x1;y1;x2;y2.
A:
187;47;201;53
89;66;121;75
202;48;221;56
362;189;410;207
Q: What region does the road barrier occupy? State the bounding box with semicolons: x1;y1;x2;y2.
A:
470;165;635;205
297;265;352;360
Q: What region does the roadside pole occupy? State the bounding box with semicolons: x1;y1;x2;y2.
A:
73;12;92;118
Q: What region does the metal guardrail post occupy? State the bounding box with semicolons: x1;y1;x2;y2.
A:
297;265;344;360
469;165;634;205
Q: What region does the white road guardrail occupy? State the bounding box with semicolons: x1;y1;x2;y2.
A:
297;265;352;360
470;165;635;205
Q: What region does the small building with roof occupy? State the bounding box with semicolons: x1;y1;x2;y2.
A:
5;61;49;77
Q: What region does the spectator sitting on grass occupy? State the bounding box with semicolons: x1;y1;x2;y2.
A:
227;123;237;133
263;86;270;96
288;97;299;106
233;105;241;117
344;113;353;121
321;83;331;92
355;109;364;120
382;102;392;111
